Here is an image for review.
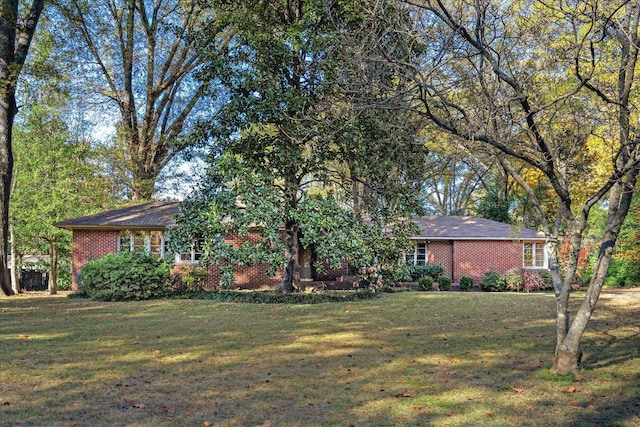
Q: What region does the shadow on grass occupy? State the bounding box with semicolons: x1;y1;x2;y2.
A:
1;292;638;426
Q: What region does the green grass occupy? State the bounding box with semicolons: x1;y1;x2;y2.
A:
1;290;638;426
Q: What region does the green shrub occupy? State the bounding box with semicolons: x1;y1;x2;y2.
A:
604;258;640;288
481;271;505;292
79;251;171;301
57;263;72;291
437;275;452;291
418;276;433;291
542;270;554;289
503;270;523;292
380;266;412;284
459;276;473;291
171;266;210;292
406;264;445;281
176;289;379;304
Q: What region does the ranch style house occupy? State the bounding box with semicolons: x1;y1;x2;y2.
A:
55;201;548;291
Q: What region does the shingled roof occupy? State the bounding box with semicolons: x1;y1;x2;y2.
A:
55;201;545;241
55;201;180;230
412;216;545;240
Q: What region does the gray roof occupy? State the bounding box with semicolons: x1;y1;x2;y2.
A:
411;216;545;240
55;201;180;230
56;202;545;241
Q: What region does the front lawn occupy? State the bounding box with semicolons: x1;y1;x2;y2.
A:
1;291;638;426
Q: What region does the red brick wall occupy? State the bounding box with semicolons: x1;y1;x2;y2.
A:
428;241;453;279
71;230;119;291
451;240;523;285
72;229;348;291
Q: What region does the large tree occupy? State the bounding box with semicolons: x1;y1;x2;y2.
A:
12;100;114;294
174;0;426;293
52;0;225;200
0;0;45;296
369;0;640;373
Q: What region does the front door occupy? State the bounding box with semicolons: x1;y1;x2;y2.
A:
299;246;313;280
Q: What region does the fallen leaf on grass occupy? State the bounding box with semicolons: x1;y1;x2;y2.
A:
394;391;415;398
566;386;577;393
511;387;525;394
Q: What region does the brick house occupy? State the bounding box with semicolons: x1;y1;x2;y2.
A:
55;201;348;291
405;216;548;284
56;201;547;291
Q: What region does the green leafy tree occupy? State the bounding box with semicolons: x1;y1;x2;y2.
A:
11;103;113;294
174;0;425;293
51;0;227;200
370;0;640;373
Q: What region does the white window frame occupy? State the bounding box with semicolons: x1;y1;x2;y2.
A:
523;241;547;269
406;241;427;265
118;230;168;258
177;237;205;264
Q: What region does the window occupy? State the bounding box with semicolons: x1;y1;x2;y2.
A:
179;237;205;263
523;242;546;268
406;242;427;265
119;230;167;258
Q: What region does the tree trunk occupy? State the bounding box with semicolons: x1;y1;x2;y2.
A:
0;0;44;296
552;172;637;374
130;170;157;201
0;81;15;297
275;219;300;294
48;240;57;295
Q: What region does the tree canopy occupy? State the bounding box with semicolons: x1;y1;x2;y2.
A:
172;0;427;292
50;0;225;200
359;0;640;373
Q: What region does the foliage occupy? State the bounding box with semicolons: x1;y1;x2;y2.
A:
417;275;433;291
436;275;452;291
481;271;505;293
170;266;210;293
379;266;411;284
603;259;640;288
586;196;640;288
52;0;218;200
12;98;114;293
405;264;445;281
519;269;553;292
365;0;640;373
78;251;171;301
482;269;553;293
503;270;523;292
179;0;426;293
459;275;474;291
476;188;512;224
173;289;379;304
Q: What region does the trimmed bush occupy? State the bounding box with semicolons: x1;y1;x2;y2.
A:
436;275;452;291
520;269;553;292
418;276;433;291
406;264;445;281
459;276;473;291
481;271;505;292
176;289;379;304
79;251;171;301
